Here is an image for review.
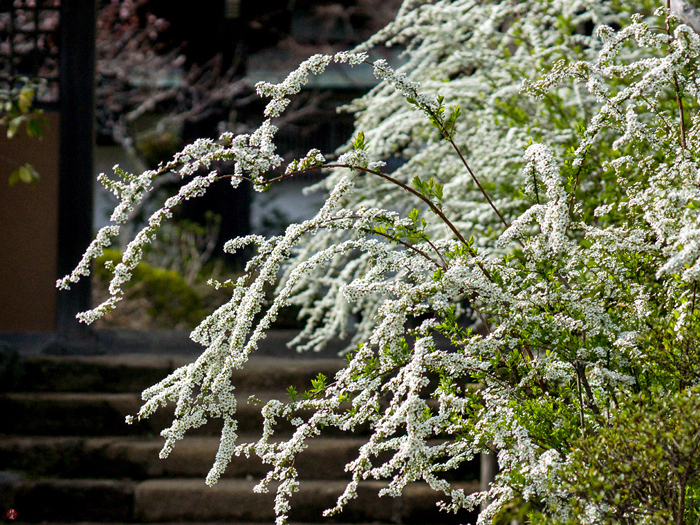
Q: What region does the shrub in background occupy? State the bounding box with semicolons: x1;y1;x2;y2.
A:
563;386;700;524
93;248;206;329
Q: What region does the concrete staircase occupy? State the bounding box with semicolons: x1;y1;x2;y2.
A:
0;348;480;524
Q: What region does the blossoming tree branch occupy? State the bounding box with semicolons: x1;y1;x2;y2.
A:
59;1;700;523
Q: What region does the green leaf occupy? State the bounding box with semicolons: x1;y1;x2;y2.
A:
8;163;40;186
26;117;43;138
17;88;34;114
310;373;327;395
351;131;369;151
434;183;443;201
7;116;24;138
412;176;424;191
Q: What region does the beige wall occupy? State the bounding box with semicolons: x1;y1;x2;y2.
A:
0;111;60;331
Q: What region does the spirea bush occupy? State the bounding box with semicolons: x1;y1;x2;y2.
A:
59;1;700;523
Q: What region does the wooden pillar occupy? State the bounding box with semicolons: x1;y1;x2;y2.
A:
56;0;96;338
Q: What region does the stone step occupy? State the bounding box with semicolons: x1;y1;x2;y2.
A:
0;436;362;480
0;391;337;437
6;476;480;523
0;329;351;358
0;436;480;483
7;354;345;393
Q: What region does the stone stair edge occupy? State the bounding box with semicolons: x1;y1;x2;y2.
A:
0;390;337;437
22;353;347;367
0;328;352;357
4;353;347;394
0;390;317;402
0;434;479;483
4;477;480;524
0;434;380;481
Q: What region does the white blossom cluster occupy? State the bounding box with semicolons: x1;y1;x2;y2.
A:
256;51;368;118
59;1;700;524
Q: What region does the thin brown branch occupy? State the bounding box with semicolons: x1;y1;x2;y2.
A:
674;76;687;151
423;236;449;268
366;227;444;269
431;114;512;231
243;162;494;282
691;281;697;315
639;93;676;136
575;361;601;417
575;365;586;433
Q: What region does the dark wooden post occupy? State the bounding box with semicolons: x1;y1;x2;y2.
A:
56;0;97;339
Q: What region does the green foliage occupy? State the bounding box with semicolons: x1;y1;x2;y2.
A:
136;131;182;170
373;205;431;247
562;386;700;524
412;176;444;209
0;77;47;139
7;163;40;186
0;77;48;186
94;248;206;328
351;131;370;151
302;373;328;400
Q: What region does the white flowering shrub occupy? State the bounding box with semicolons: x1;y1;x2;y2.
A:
59;1;700;523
